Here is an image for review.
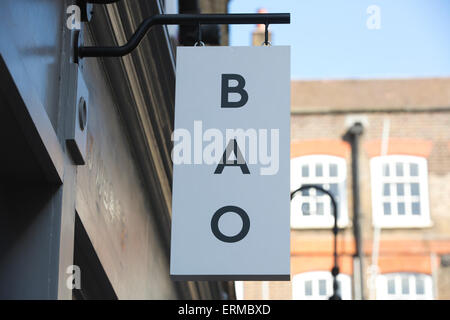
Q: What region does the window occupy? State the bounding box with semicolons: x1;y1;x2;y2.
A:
376;273;433;300
291;155;348;228
370;155;431;227
292;271;352;300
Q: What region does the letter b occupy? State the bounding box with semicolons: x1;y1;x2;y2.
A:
221;74;248;108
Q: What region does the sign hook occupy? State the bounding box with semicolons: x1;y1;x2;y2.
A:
262;22;271;46
194;22;205;47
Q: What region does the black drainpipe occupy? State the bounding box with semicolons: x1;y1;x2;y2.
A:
343;122;365;300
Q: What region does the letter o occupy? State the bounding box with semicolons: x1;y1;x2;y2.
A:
211;206;250;243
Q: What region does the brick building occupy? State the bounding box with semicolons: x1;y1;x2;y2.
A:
237;78;450;300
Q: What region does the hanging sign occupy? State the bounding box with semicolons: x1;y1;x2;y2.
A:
170;46;291;280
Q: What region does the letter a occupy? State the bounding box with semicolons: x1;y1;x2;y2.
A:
214;139;250;174
366;5;381;30
221;74;248;108
66;5;81;30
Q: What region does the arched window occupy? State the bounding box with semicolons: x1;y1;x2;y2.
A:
292;271;352;300
370;155;430;227
291;155;348;228
376;273;433;300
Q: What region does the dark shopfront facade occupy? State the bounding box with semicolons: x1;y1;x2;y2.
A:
0;0;234;299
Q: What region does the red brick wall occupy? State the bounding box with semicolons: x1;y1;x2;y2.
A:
240;79;450;300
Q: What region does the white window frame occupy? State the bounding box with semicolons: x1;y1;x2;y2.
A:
376;273;433;300
291;155;348;228
292;271;352;300
370;155;431;228
234;281;244;300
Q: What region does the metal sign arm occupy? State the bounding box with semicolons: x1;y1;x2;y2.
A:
75;13;290;60
87;0;120;3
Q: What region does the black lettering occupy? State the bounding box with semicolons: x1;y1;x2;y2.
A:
211;206;250;243
214;139;250;174
221;74;248;108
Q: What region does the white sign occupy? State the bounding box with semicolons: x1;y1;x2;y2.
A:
170;46;291;281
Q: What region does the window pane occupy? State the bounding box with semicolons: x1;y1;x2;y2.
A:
301;188;309;196
337;279;344;297
401;277;409;294
387;279;395;294
318;279;327;296
416;277;425;295
330;163;338;177
335;199;340;218
329;183;338;197
412;202;421;215
305;280;312;296
383;203;391;215
398;202;405;215
410;163;419;176
383;183;390;196
396;163;404;176
315;184;324;196
302;165;309;177
315;164;323;177
397;183;404;196
316;202;324;215
382;163;390;176
302;203;310;216
411;183;420;196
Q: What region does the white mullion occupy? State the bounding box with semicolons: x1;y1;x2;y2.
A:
311;197;317;216
313;279;318;298
390;161;395;181
425;275;433;299
310;187;317;216
301;175;311;217
392;189;399;216
397;276;403;299
324;160;329;179
410;275;416;298
392;276;398;297
327;277;332;297
391;178;398;217
406;162;411;179
405;182;413;216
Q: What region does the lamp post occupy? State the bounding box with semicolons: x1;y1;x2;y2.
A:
290;184;340;300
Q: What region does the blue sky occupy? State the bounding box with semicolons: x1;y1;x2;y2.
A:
228;0;450;80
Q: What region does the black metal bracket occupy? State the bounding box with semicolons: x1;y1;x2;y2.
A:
74;13;290;62
85;0;121;3
264;22;270;46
